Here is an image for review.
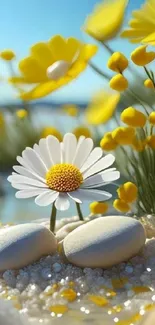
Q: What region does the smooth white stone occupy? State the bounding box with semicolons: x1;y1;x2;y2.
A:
62;216;146;268
0;224;57;271
46;60;71;80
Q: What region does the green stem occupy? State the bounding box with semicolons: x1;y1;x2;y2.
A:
76;202;84;221
128;88;149;116
50;204;57;233
88;61;111;80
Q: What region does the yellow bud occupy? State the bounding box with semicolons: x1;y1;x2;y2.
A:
41;127;63;141
62;104;78;117
90;202;109;214
16;109;28;119
149;112;155;125
131;45;155;66
121;107;147;128
147;135;155;149
0;50;15;61
72;126;91;139
132;137;146;152
100;132;118;151
108;52;128;73
113;199;130;212
117;182;138;203
109;74;128;91
112;126;135;145
144;79;154;89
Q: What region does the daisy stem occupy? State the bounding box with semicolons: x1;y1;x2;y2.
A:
50;204;57;233
76;203;84;221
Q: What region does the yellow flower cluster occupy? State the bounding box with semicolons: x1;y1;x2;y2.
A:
108;52;128;92
16;109;28;119
41;127;63;141
90;202;108;215
0;50;15;61
121;107;147;128
113;182;138;213
100;126;136;151
62;105;78;117
72;126;92;139
131;45;155;66
100;132;117;151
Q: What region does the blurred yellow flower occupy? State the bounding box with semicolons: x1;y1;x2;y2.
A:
147;135;155;149
132;137;146;152
83;0;128;42
72;126;91;139
9;35;97;100
62;104;78;117
16;109;28;119
149;112;155;125
86;90;120;125
112;126;135;145
0;112;5;129
117;182;138;203
109;74;128;92
131;45;155;66
121;0;155;44
113;199;130;212
100;132;118;151
90;202;108;214
41;127;63;141
108;52;128;73
144;79;154;89
0;50;15;61
121;107;147;127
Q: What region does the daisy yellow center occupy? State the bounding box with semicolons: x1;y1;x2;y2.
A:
46;163;83;192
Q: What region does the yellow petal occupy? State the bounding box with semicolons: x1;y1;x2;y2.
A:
142;32;155;45
68;60;86;77
19;56;47;82
30;42;54;69
65;37;81;62
20;78;70;100
48;35;69;61
80;44;98;61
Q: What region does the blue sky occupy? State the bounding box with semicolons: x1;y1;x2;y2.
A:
0;0;144;104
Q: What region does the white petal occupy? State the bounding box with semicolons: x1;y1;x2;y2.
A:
22;147;47;177
81;168;118;188
60;142;64;163
80;147;103;173
76;188;112;201
63;133;77;163
13;165;46;183
35;190;59;206
72;138;93;168
15;188;46;199
67;191;82;203
35;139;52;169
46;135;61;165
12;183;41;190
83;154;115;179
17;156;32;170
55;193;70;211
8;175;48;188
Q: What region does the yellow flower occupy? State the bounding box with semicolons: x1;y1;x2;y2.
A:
9;35;97;100
86;90;120;125
90;202;108;214
62;104;78;117
0;112;5;128
0;50;15;61
144;79;154;89
131;45;155;66
147;135;155;149
149;112;155;125
16;109;28;119
72;126;91;139
113;199;130;212
41;127;63;141
117;182;138;203
108;52;128;73
112;126;135;145
121;107;147;127
100;132;118;151
121;0;155;44
109;74;128;92
83;0;128;42
132;137;146;152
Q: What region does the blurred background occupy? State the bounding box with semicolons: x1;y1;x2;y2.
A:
0;0;151;223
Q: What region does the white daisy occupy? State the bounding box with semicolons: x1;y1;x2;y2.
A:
8;133;120;212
